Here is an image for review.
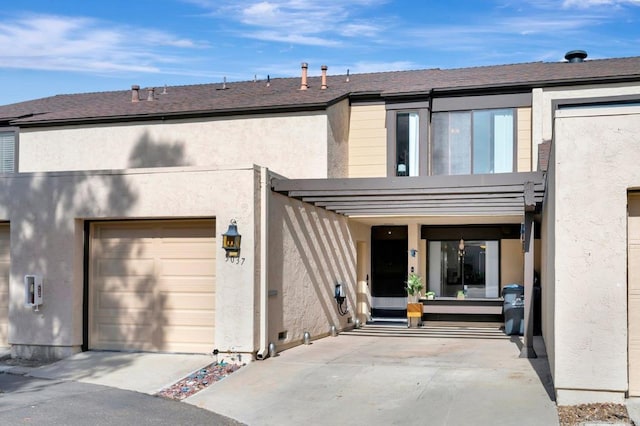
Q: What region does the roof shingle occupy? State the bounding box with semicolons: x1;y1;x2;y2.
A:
1;56;639;125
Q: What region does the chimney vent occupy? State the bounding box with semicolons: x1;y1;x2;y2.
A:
131;85;140;102
321;65;328;90
564;50;588;63
147;87;155;101
300;62;308;90
346;69;350;83
161;84;168;95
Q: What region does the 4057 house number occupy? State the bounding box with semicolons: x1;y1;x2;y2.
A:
226;257;246;265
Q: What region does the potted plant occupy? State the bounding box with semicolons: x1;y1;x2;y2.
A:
405;273;424;327
425;291;436;300
405;273;424;301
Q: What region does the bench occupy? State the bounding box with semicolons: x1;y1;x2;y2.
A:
421;297;504;315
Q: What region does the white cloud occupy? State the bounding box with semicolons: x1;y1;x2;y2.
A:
0;13;204;74
562;0;640;7
190;0;388;46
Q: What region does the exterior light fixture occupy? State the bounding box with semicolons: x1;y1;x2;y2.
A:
222;219;241;258
458;238;465;259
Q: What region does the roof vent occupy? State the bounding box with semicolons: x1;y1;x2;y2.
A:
147;87;155;101
131;85;140;102
300;62;309;90
564;50;588;63
321;65;328;90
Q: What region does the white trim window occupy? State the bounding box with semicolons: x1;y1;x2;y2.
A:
0;131;15;173
395;112;419;176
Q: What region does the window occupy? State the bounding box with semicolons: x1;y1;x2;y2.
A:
395;112;419;176
428;240;499;298
0;131;15;173
432;109;514;175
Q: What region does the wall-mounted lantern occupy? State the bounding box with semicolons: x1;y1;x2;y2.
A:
222;219;241;258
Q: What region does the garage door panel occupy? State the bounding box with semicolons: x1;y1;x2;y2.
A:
97;324;154;342
97;258;155;277
160;259;215;277
156;245;216;258
96;291;154;310
90;220;216;353
160;311;216;326
159;292;215;310
95;277;156;293
160;223;215;239
163;326;215;343
157;278;216;292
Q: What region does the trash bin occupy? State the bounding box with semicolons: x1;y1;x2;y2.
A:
502;284;524;336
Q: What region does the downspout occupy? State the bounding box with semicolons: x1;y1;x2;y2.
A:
256;166;270;359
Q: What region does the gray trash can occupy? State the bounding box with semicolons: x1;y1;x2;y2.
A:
503;284;524;335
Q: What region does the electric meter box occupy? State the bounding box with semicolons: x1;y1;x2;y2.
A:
24;275;43;307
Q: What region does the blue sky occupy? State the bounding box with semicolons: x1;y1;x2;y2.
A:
1;0;639;105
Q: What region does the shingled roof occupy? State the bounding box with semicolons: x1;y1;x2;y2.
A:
1;56;639;126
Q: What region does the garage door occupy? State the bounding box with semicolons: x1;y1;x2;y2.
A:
89;220;216;353
0;224;8;346
629;194;640;395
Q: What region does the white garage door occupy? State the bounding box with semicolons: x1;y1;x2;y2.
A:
629;194;640;395
0;224;9;346
89;220;216;353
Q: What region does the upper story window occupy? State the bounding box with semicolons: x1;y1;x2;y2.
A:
0;131;15;173
431;108;514;175
386;93;530;177
395;112;419;176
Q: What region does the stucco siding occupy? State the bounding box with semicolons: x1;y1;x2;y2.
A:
552;105;640;403
348;104;387;177
19;113;329;179
268;192;356;350
0;167;259;358
327;99;350;178
532;82;640;171
541;144;556;383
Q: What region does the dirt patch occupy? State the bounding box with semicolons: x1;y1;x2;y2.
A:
558;403;634;425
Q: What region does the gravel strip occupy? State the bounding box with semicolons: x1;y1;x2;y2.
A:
156;362;242;401
558;403;634;425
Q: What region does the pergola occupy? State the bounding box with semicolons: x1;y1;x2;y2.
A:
272;171;545;358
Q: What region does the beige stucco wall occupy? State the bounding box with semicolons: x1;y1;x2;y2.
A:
551;105;640;404
0;166;260;359
501;239;541;288
326;99;350;178
541;144;556;385
347;103;387;177
18;112;331;179
532;82;640;170
267;192;357;349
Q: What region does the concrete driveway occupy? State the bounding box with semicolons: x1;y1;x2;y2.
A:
187;323;558;426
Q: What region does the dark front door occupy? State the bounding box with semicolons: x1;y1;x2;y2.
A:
371;226;408;318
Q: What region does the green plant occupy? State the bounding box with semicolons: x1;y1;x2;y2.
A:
405;273;424;297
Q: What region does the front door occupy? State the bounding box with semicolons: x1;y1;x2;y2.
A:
371;226;408;318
